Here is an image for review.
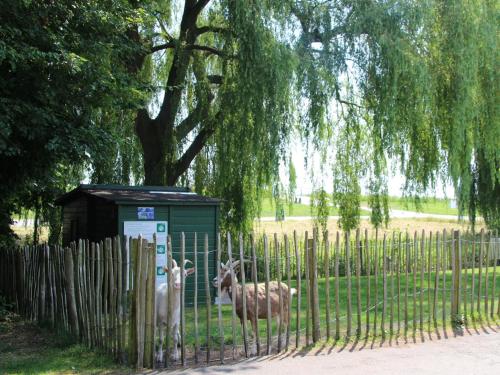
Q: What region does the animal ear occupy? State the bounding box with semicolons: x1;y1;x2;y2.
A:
163;266;169;273
186;267;195;276
221;262;225;268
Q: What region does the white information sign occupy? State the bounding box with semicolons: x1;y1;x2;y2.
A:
124;221;168;285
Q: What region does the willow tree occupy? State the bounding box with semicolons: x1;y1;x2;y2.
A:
130;0;498;231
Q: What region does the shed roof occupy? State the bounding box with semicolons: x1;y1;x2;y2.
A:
55;184;221;206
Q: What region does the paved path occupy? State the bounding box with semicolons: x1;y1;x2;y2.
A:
160;329;500;375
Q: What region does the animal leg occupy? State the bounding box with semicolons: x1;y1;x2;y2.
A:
172;323;180;361
155;324;164;363
250;319;258;355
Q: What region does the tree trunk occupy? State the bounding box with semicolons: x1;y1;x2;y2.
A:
135;110;167;185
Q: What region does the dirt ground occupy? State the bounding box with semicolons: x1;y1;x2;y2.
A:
254;217;484;237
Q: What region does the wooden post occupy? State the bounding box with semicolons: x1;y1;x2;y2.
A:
144;240;155;368
133;237;143;368
165;236;173;367
311;230;320;343
304;232;311;345
477;229;484;314
275;234;285;350
83;241;91;347
64;247;79;337
451;230;461;323
442;229;447;328
101;240;108;351
110;239;117;355
180;233;186;366
227;233;237;360
420;230;425;331
96;242;102;348
366;229;371;336
470;233;476;314
264;234;272;354
204;233;211;364
285;234;292;350
373;230;379;337
116;237;124;361
404;232;409;336
293;231;301;348
87;243;95;346
324;231;331;341
390;232;395;336
194;233;199;364
139;239;149;368
484;231;490;316
381;233;387;339
355;229;362;337
462;232;468;319
346;231;352;338
216;233;224;364
427;232;432;331
251;234;261;355
491;232;497;318
334;232;340;340
412;231;417;333
432;232;440;325
397;232;402;335
239;234;249;357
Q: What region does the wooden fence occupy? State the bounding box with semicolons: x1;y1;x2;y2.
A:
0;229;499;369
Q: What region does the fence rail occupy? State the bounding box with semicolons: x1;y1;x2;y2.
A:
0;229;499;370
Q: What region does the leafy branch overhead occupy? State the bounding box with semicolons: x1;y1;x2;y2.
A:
0;0;498;240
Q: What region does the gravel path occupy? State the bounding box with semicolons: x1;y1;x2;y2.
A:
159;328;500;375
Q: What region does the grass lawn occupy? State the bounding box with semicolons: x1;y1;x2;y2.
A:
181;266;500;349
362;196;459;216
259;199;371;217
0;315;131;374
260;196;458;218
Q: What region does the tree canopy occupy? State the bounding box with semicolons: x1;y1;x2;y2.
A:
1;0;498;243
0;0;144;243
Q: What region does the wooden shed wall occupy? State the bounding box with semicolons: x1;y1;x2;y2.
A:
170;205;218;306
62;196;88;246
88;197;118;243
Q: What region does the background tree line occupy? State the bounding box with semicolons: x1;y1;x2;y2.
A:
0;0;498;245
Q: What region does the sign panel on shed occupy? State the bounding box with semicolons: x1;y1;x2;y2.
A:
124;221;168;285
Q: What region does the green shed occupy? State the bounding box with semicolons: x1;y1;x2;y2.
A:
55;184;220;305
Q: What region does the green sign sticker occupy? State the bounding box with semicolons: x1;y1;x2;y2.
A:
157;266;165;276
156;245;165;254
157;223;166;232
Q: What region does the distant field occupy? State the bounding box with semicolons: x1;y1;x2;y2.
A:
254;217;483;236
362;196;459;216
259;199;371;217
260;196;458;218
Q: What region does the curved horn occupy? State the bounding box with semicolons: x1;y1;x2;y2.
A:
231;260;240;268
184;259;193;267
171;259;178;268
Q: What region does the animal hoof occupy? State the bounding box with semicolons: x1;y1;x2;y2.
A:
155;351;164;363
